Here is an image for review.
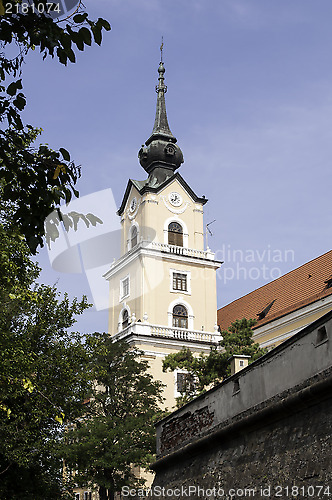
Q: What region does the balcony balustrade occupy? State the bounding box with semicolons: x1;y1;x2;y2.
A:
113;321;221;344
110;240;215;271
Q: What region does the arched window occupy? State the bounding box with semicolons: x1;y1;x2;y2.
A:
122;309;129;329
131;225;138;248
168;222;183;247
172;305;188;329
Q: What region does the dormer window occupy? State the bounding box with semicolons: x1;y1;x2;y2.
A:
257;300;276;320
324;275;332;289
168;222;183;247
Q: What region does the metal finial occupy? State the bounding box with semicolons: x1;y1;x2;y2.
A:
160;36;164;63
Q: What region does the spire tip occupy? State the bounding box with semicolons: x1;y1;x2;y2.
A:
160;36;164;63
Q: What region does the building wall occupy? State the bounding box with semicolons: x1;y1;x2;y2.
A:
121;180;205;255
148;311;332;497
136;341;211;410
253;294;332;349
106;177;220;335
149;397;332;499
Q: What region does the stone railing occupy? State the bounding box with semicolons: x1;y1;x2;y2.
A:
149;241;215;260
108;240;216;271
113;322;220;344
150;324;218;343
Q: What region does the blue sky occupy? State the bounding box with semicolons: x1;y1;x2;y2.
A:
22;0;332;333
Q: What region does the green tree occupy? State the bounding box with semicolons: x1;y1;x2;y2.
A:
0;5;112;496
163;318;267;407
62;336;164;500
0;1;111;252
0;195;94;498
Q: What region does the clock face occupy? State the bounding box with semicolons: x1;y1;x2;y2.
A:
129;197;137;213
168;192;183;207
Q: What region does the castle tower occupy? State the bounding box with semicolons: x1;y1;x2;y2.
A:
104;59;221;409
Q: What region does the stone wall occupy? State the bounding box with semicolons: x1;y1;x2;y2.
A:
146;311;332;500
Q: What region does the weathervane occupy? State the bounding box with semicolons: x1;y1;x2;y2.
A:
205;220;216;250
160;36;164;62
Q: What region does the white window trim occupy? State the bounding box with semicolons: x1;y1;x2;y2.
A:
127;221;139;251
169;268;191;295
163;216;189;248
119;274;130;301
167;298;194;329
118;304;131;332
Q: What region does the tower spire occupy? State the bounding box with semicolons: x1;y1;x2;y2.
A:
152;59;174;139
160;36;164;63
138;46;184;180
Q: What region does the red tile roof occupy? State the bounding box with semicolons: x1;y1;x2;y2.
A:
217;250;332;330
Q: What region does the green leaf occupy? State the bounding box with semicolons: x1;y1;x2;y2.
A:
86;213;103;226
59;148;70;161
92;26;102;46
63;187;72;204
74;36;84;51
99;18;111;31
13;94;26;111
7;80;22;96
66;48;76;64
60;33;72;51
22;378;34;393
57;48;68;66
79;27;92;46
73;13;88;23
55;412;65;425
53;164;66;180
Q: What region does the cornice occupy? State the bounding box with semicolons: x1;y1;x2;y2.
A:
104;243;222;279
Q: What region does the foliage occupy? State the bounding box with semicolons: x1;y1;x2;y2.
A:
0;198;93;498
62;336;164;500
163;318;267;407
0;1;111;252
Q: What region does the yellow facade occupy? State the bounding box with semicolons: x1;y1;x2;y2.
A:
253;299;332;349
104;176;221;410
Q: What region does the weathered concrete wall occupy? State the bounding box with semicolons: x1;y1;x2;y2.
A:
148;311;332;499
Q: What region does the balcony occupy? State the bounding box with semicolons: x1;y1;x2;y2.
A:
108;240;216;273
149;241;215;260
113;321;222;345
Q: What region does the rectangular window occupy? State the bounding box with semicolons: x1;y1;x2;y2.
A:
173;273;187;291
83;493;91;500
177;372;195;394
120;275;130;300
75;494;80;500
123;277;129;297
